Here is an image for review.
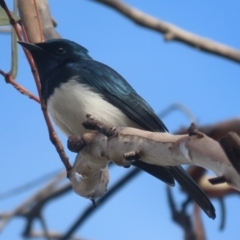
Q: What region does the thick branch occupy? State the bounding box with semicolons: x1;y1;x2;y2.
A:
68;115;240;199
178;118;240;141
36;0;61;40
93;0;240;63
18;0;44;42
178;118;240;195
68;132;110;199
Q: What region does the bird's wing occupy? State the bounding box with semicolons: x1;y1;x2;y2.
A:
75;61;168;132
73;60;215;219
72;60;174;185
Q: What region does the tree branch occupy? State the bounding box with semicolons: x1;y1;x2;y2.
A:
67;115;240;200
0;172;68;231
17;0;44;42
61;167;140;240
14;0;72;172
93;0;240;64
0;69;40;103
178;118;240;141
36;0;61;39
193;205;206;240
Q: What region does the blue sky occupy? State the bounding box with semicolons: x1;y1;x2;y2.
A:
0;0;240;239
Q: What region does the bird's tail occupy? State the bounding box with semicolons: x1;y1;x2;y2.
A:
169;166;216;219
132;161;175;186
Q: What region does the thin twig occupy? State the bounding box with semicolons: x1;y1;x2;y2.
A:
61;168;141;240
166;186;195;240
0;70;40;103
0;2;39;102
177;118;240;141
158;103;197;124
39;214;51;240
0;172;69;231
193;205;206;240
218;198;226;231
1;0;72;172
33;0;44;42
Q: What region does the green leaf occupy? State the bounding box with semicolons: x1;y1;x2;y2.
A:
0;8;19;26
10;0;18;78
10;27;18;78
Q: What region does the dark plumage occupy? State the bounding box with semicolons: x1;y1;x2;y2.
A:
18;39;216;219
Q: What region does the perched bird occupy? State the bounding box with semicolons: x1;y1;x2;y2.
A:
19;39;215;219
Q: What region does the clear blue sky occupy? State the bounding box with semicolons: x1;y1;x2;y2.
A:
1;0;240;239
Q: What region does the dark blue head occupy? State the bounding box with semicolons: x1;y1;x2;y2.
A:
18;39;92;85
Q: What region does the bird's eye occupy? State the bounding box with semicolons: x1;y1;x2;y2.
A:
55;47;66;55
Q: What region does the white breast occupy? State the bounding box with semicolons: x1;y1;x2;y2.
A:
47;79;140;136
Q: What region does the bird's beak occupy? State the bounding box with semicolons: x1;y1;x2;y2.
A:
18;41;43;52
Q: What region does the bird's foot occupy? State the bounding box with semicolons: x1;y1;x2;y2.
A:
122;150;141;168
68;135;86;153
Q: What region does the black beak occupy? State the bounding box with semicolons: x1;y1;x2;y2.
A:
18;41;43;52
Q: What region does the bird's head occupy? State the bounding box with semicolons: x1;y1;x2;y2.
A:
18;39;92;84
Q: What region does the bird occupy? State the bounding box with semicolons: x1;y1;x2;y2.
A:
19;39;215;219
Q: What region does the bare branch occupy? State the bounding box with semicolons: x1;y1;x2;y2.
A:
166;186;195;240
68;132;110;199
67;115;240;201
0;172;67;231
0;2;40;103
15;0;72;172
38;214;51;240
61;168;140;240
178;118;240;141
18;0;44;42
0;69;40;103
193;205;206;240
93;0;240;63
18;0;60;41
159;103;197;124
220;132;240;174
36;0;61;40
177;118;240;198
